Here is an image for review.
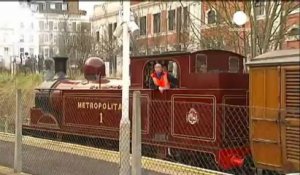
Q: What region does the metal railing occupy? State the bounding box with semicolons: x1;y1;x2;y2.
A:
0;89;298;175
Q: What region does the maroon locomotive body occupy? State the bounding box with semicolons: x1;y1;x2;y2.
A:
23;50;249;170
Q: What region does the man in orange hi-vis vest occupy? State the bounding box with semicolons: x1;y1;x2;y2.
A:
150;63;170;93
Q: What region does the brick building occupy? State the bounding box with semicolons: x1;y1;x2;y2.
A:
91;1;299;76
91;1;201;76
200;1;300;57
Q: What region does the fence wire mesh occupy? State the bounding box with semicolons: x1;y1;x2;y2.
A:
0;89;299;175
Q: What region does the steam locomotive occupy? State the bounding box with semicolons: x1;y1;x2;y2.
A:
23;50;250;172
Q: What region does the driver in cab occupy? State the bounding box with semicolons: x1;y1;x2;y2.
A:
150;63;177;93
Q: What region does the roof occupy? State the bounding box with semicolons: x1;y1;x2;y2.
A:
131;49;244;59
247;49;300;66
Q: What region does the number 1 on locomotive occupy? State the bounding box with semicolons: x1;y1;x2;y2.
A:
99;112;103;124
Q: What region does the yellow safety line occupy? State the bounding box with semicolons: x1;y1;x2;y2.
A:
0;132;231;175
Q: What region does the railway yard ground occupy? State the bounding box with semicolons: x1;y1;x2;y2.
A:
0;132;230;175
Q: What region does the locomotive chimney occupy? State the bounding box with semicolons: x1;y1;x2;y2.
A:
53;56;68;79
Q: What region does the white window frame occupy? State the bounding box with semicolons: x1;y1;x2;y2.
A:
62;3;68;11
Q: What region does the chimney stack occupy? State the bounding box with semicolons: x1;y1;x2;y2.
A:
53;56;68;77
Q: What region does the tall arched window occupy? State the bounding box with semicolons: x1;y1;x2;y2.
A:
207;10;217;24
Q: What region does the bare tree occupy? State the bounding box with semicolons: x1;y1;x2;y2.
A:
57;16;95;71
187;1;299;57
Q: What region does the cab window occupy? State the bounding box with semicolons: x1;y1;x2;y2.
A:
195;54;207;73
229;56;239;73
143;60;179;88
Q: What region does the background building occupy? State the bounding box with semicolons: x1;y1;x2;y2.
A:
0;2;38;70
91;1;299;66
27;0;88;60
91;1;201;77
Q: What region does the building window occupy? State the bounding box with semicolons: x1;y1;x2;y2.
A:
229;56;239;73
44;48;49;58
255;0;265;16
20;22;24;29
39;21;44;31
39;34;43;43
53;47;58;55
287;26;300;40
108;23;113;41
44;34;48;43
49;21;53;31
20;48;24;56
113;22;117;31
50;47;53;57
288;27;300;37
49;33;53;43
62;3;68;10
54;35;57;44
42;3;46;11
38;3;46;12
29;48;34;56
4;47;9;55
58;22;63;31
183;7;189;29
72;22;76;32
196;54;207;73
139;16;146;35
96;31;100;42
54;22;58;30
76;23;81;32
207;10;217;24
44;22;49;31
153;13;161;33
20;35;24;42
29;35;34;43
50;3;56;10
55;3;62;11
168;10;175;31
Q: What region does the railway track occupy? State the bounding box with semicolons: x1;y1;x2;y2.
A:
0;132;231;175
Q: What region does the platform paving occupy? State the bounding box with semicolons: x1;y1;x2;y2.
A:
0;140;166;175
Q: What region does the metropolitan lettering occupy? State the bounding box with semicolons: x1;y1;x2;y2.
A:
77;102;122;111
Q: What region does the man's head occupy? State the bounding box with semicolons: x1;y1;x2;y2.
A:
154;63;163;73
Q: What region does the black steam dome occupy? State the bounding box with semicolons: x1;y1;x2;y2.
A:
83;57;106;81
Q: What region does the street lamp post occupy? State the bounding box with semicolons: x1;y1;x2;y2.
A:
233;11;248;71
119;1;131;175
113;2;139;174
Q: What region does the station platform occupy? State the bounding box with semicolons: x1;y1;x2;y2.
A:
0;165;30;175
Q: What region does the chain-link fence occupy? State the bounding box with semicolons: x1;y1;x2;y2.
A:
0;89;299;175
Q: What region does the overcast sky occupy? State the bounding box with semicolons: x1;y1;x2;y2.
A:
79;1;103;18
